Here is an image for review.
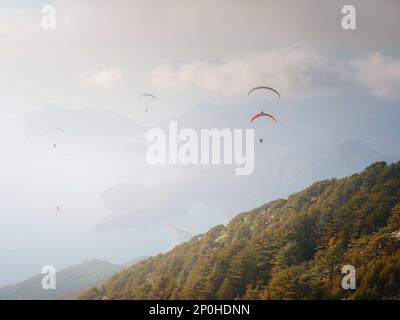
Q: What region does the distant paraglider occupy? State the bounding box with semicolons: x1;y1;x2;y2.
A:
44;127;64;148
138;93;157;112
247;86;280;99
138;93;157;100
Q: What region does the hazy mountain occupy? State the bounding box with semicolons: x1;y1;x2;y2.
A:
0;258;146;300
96;94;400;234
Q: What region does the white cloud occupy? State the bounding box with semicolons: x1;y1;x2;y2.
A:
149;47;400;99
351;53;400;99
80;68;124;89
149;47;345;97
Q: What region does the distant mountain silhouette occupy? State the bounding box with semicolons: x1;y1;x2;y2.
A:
332;139;378;158
0;258;146;300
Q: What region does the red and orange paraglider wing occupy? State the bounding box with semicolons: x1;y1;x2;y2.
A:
250;113;277;123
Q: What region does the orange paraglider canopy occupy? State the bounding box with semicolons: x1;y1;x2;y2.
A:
250;112;277;123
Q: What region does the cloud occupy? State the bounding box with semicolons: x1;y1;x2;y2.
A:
149;47;400;99
149;47;324;96
351;53;400;99
80;68;124;89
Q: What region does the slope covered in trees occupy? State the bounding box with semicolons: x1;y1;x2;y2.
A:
81;162;400;300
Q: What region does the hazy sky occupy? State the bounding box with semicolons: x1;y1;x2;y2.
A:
0;0;399;286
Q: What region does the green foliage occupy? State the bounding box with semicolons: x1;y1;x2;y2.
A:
352;253;400;299
80;162;400;300
263;263;321;299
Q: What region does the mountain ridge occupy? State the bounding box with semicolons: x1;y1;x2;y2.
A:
0;257;147;300
80;161;400;300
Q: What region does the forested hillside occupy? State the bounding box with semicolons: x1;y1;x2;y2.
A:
81;162;400;300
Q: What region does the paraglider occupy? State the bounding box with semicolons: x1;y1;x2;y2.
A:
247;86;280;146
250;112;277;145
55;206;61;214
247;86;280;99
138;93;157;100
44;127;64;148
250;112;277;123
138;93;157;112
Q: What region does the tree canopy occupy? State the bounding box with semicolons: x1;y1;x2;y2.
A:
80;162;400;300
